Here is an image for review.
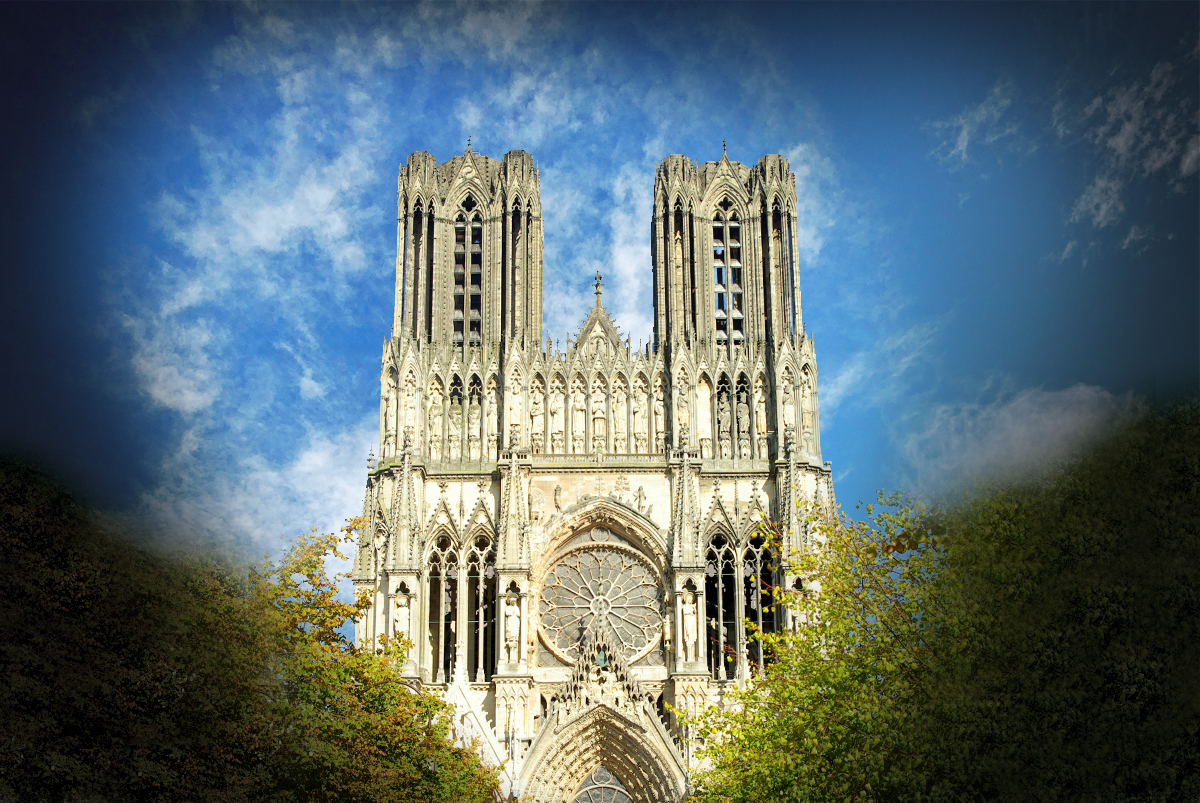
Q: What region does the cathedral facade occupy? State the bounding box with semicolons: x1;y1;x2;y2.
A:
353;146;834;802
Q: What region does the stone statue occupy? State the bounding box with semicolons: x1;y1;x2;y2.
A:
591;391;606;452
372;528;387;575
771;226;782;272
717;393;732;458
404;382;417;431
613;387;627;452
504;595;521;664
636;485;646;513
801;379;815;454
571;385;586;453
632;390;647;453
427;389;443;461
782;382;796;435
662;610;673;657
554;484;562;513
383;376;398;457
653;386;665;451
486;386;498;458
677;393;690;429
754;378;768;457
467;397;481;460
672;229;683;271
529;388;545;453
448;405;462;461
737;392;751;458
549;388;565;454
682;591;698;663
392;595;410;640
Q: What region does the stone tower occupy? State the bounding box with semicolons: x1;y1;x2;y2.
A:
354;146;834;803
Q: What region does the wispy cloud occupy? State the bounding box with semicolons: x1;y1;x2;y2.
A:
929;80;1020;169
820;319;943;425
903;382;1144;491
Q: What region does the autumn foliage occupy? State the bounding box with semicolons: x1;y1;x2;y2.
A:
0;461;497;803
688;408;1200;803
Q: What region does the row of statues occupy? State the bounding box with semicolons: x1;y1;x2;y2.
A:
382;371;817;462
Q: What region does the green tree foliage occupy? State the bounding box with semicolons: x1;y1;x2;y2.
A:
688;409;1200;803
0;460;497;803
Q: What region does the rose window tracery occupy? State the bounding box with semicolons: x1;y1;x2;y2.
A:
539;532;663;665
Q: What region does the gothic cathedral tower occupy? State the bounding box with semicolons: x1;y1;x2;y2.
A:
354;146;834;803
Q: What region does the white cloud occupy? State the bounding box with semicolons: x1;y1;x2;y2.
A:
1059;240;1077;262
784;141;837;267
1121;224;1149;250
1069;174;1125;228
904;383;1144;491
125;316;219;414
820;320;942;425
929;80;1018;168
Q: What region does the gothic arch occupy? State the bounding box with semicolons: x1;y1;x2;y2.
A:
537;498;668;578
520;704;686;803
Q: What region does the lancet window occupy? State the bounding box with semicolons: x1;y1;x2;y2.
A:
466;535;497;682
705;531;777;680
452;198;484;346
712;205;744;344
428;535;458;684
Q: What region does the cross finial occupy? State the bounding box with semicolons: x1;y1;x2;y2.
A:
593;271;603;305
723;139;726;156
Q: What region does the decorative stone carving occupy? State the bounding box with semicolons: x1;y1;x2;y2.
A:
529;486;545;524
468;395;482;460
737;392;751;459
448;405;463;461
681;590;698;663
717;392;732;459
653;382;665;452
486;381;499;459
393;594;410;640
383;371;398;458
613;382;627;454
549;381;565;454
427;385;443;462
754;376;768;458
632;380;648;454
529;381;545;454
782;380;795;438
571;381;586;454
504;594;522;664
801;372;815;455
590;379;606;454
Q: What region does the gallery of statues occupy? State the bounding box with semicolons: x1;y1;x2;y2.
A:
353;145;835;802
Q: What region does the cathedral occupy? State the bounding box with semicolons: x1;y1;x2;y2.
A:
352;145;835;802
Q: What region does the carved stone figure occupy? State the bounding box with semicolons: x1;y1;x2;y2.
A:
737;393;751;458
653;386;665;452
681;591;698;663
591;389;606;453
717;393;732;458
673;229;684;271
486;385;498;459
613;387;627;453
782;381;796;435
504;595;522;664
468;397;481;460
529;388;545;453
636;485;646;513
404;381;417;431
448;405;462;461
801;378;815;454
383;375;398;458
392;595;410;640
754;378;768;457
632;390;647;453
427;388;443;461
554;485;562;513
571;385;586;453
549;387;565;454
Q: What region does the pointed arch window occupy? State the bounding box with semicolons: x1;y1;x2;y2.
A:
743;532;779;675
467;535;496;682
705;533;738;679
428;536;459;684
712;204;743;344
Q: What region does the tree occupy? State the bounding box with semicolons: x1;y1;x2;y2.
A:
687;408;1200;803
0;460;498;803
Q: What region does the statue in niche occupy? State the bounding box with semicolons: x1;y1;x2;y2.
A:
507;380;522;444
717;393;732;458
681;591;698;663
571;384;586;454
801;378;815;455
504;594;521;664
467;396;481;460
653;385;666;452
662;610;673;660
404;381;417;431
427;388;443;462
737;392;751;458
529;387;545;454
754;378;768;457
612;386;627;452
448;405;462;461
383;374;398;458
782;382;796;437
549;386;564;454
591;387;606;453
632;389;647;454
672;229;684;272
486;385;498;459
392;595;410;640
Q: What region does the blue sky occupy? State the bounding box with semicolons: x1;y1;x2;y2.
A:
2;2;1196;557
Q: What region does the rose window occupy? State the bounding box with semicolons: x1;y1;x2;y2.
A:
539;536;663;665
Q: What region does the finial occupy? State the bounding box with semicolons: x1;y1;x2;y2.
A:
593;271;603;305
467;135;471;151
723;139;726;156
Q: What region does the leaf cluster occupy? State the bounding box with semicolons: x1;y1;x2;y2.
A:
687;407;1200;803
0;460;498;803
